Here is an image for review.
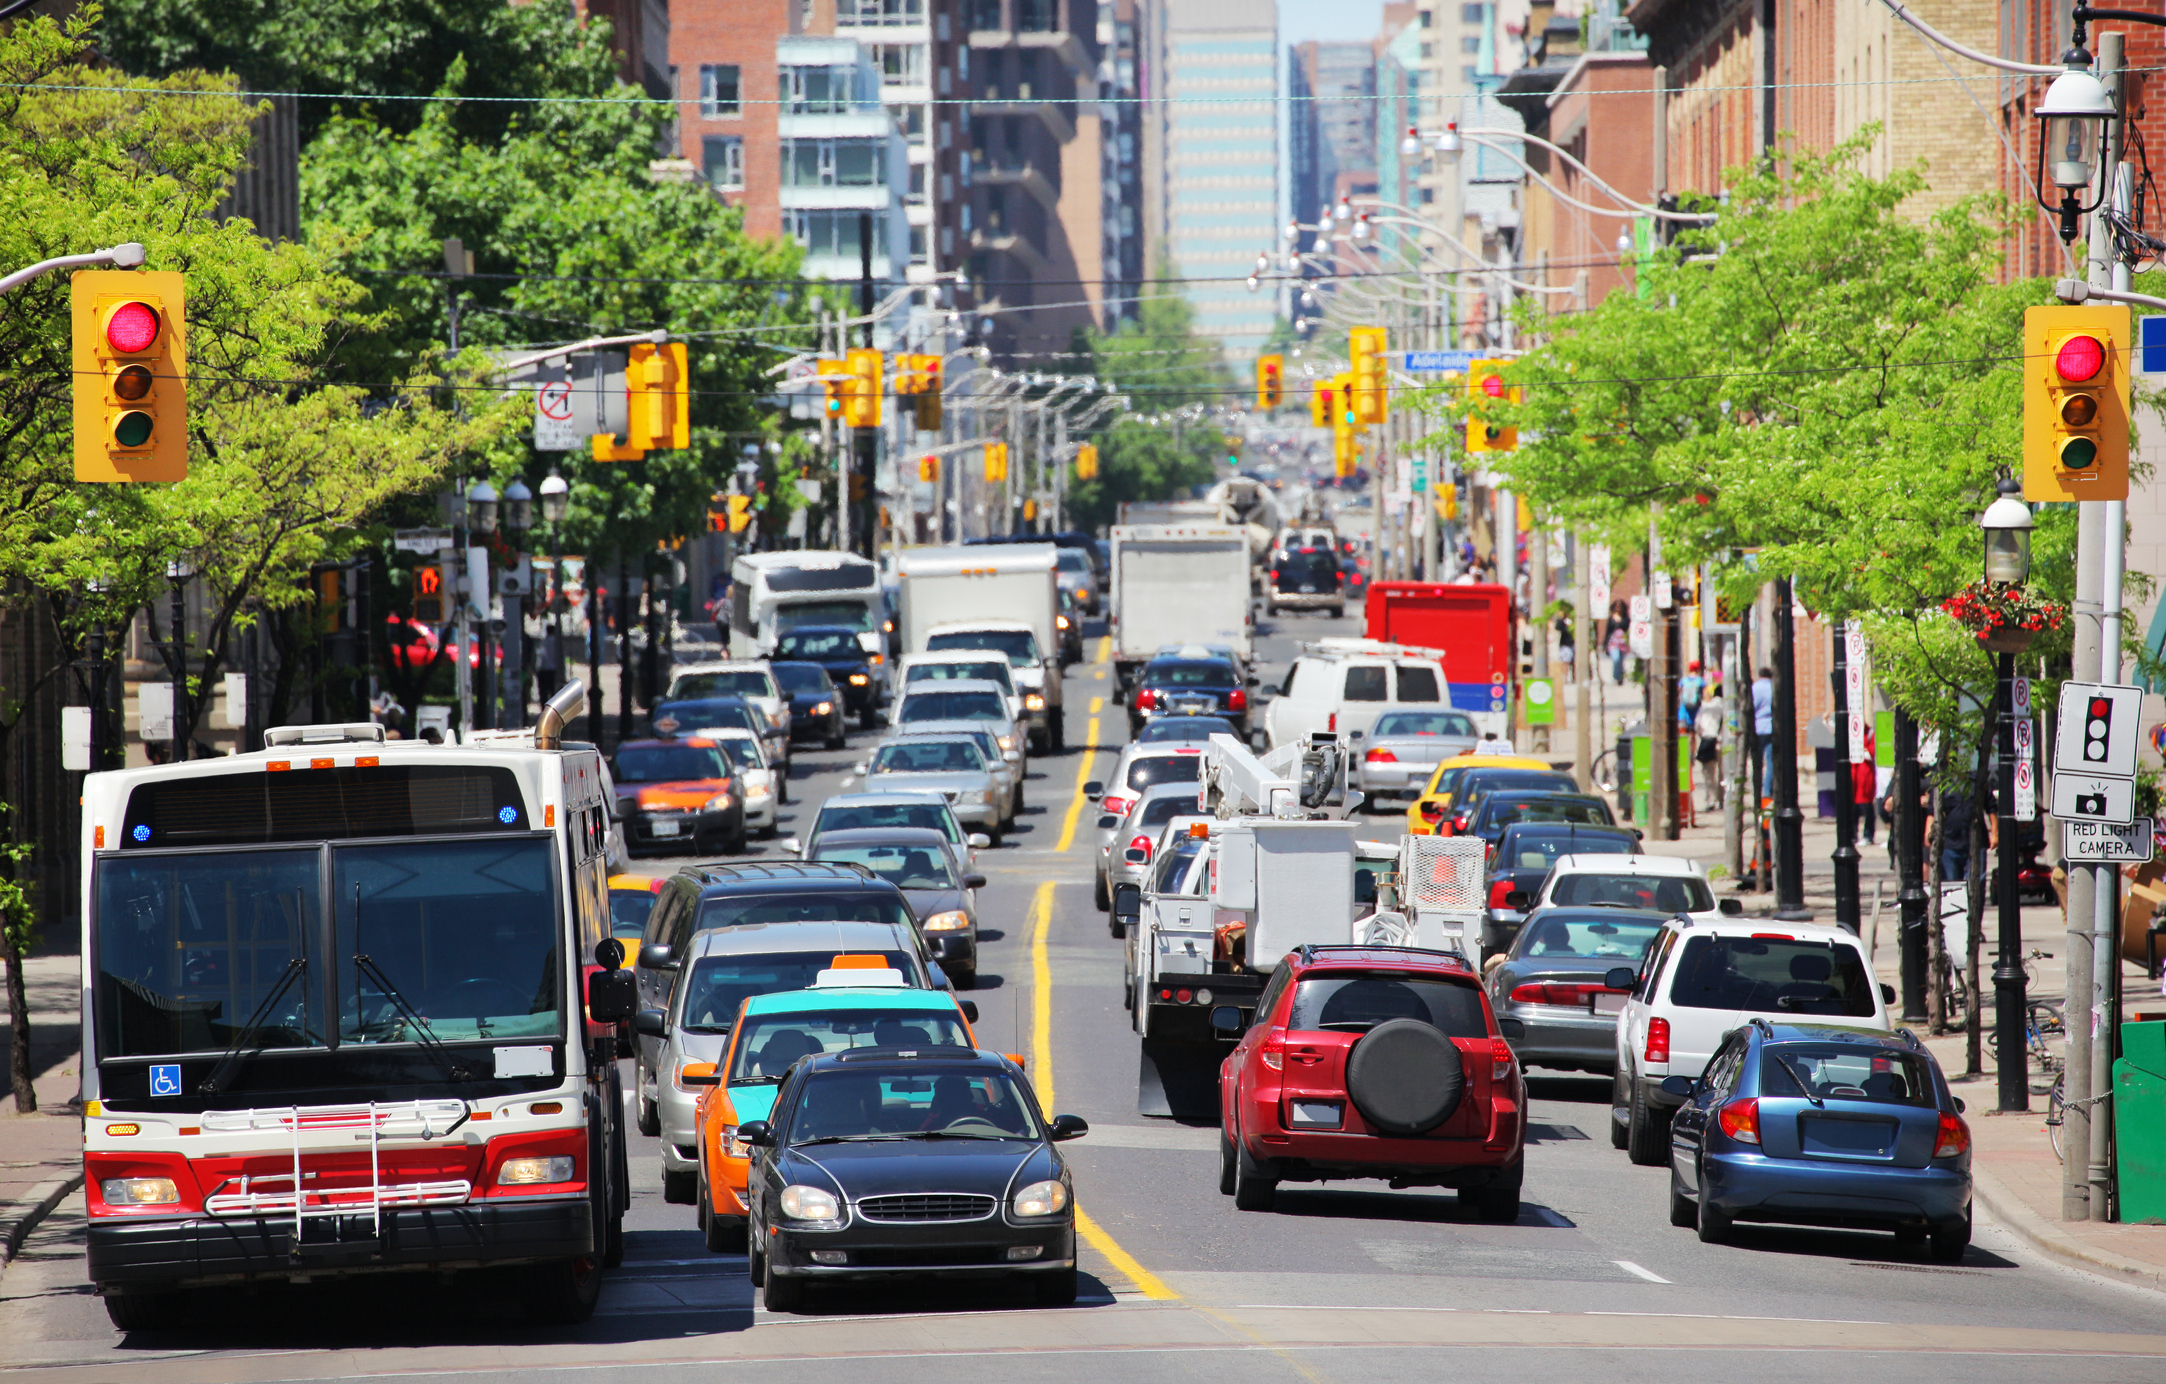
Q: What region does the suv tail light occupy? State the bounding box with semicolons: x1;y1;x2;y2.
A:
1134;688;1157;710
1644;1016;1671;1064
1488;879;1515;910
1228;687;1247;711
1128;834;1154;862
1366;747;1397;763
1260;1027;1287;1072
1717;1097;1760;1144
1489;1038;1515;1081
1934;1111;1970;1158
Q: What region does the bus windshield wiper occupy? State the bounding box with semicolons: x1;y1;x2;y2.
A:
200;956;311;1096
351;884;470;1081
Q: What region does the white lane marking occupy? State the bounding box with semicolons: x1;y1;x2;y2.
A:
1612;1260;1671;1284
1585;1312;1888;1324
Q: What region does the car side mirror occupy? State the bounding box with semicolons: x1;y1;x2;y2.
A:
1113;883;1142;922
780;835;802;855
680;1062;719;1087
1084;780;1104;798
854;760;870;775
1718;897;1744;917
587;967;637;1022
1604;966;1638;992
1209;1005;1244;1034
1953;1096;1966;1114
632;1008;668;1038
1497;1017;1526;1040
1247;675;1260;686
738;1120;773;1148
639;942;676;970
966;832;992;849
1881;982;1897;1005
959;873;988;891
1048;1113;1089;1142
1504;889;1531;910
1659;1075;1696;1100
958;999;980;1024
1096;814;1120;829
595;938;626;970
1349;728;1364;741
931;962;952;991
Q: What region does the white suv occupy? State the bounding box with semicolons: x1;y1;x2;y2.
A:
1524;854;1739;927
1609;916;1893;1166
1261;639;1453;749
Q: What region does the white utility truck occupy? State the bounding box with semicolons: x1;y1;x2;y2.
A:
895;544;1065;751
1107;523;1253;701
726;550;884;660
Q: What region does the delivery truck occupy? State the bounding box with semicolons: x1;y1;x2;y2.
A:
1364;581;1514;726
1107;524;1253;699
895;544;1066;750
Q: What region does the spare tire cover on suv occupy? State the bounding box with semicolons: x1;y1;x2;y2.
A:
1345;1018;1464;1135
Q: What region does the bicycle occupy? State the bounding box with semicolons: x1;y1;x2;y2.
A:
2046;1071;2068;1162
1590;749;1617;795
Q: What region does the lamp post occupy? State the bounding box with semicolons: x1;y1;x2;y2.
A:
466;480;498;730
1771;577;1810;920
538;470;569;706
2031;45;2117;243
1979;478;2037;1113
502;479;533;728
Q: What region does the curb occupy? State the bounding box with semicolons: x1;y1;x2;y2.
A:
0;1172;83;1280
1972;1161;2166;1291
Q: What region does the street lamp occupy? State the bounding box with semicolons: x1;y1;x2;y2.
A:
1979;476;2037;1115
466;479;500;535
502;478;534;538
1981;477;2035;585
2033;48;2116;242
1435;122;1462;159
536;470;570;707
538;469;569;526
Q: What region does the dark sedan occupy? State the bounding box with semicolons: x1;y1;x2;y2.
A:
775;623;883;729
806;827;988;986
1267;547;1343;617
1483;822;1641;953
1129;657;1249;734
1432;765;1579;835
1488;907;1668;1074
773;659;848;749
1461;791;1619;848
741;1048;1087;1312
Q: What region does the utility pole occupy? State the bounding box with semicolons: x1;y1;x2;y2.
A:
1529;510;1549;756
1771;577;1810;919
854;213;877;561
1573;529;1592;790
1831;619;1862;931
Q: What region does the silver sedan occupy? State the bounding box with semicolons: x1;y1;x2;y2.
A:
859;736;1006;841
891;719;1022;825
1354;709;1481;805
1101;782;1208;926
1487;906;1669;1075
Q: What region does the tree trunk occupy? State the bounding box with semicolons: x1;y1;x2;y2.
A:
4;934;31;1113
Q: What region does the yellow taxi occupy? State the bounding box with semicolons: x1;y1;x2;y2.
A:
1403;749;1560;836
607;872;666;965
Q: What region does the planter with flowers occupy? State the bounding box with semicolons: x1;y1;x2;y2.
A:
1940;580;2067;654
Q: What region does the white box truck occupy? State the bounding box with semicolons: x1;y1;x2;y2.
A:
895;545;1066;750
1108;524;1253;699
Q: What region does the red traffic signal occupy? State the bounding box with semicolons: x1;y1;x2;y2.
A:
105;300;161;354
2055;335;2105;382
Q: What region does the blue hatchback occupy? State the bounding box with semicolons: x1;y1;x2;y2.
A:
1662;1019;1972;1261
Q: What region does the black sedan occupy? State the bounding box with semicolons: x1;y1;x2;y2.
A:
1461;790;1620;848
775;623;883;729
805;827;988;986
773;659;848;749
1129;657;1250;735
740;1048;1087;1312
1483;821;1641;953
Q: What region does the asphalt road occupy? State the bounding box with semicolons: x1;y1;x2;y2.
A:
6;609;2166;1381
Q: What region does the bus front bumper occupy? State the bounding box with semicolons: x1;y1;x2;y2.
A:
87;1197;594;1290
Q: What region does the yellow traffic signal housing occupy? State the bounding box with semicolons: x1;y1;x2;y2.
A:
72;269;188;482
1332;371;1356;433
728;494;753;533
625;341;690;452
1349;326;1388;425
1074;442;1098;480
1256;353;1283;411
843;348;884;427
918;454;941;483
2023;303;2129;501
1465;358;1519;453
984;442;1009;482
1310;378;1334;429
915;355;943;429
817;357;848;419
1334;428;1357;476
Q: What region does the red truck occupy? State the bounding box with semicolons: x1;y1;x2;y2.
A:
1363;582;1513;727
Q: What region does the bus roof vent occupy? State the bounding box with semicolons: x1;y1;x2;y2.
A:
263;722;387;747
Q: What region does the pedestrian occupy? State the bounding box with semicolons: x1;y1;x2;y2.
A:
1853;723;1877;844
1937;776;1975;884
1555;613;1576;679
1694;690;1724;810
1751;666;1775;797
1679;660;1705;725
1604;599;1629;685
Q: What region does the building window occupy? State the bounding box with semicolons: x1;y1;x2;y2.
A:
782;65;861;113
1420;41;1433;57
900;104;926;137
781;138;887;186
838;0;925;22
1461;3;1482;20
939;118;952;150
908;162;927;197
784;210;888;258
1461;35;1480;53
1419;8;1432;25
909;223;929;260
941;225;954;255
875;44;927;86
698;65;741;117
703;135;745;191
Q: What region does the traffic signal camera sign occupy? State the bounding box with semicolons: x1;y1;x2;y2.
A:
72;269;188;482
2022;304;2129;502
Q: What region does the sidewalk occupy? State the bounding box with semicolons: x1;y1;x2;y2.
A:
0;953;82;1280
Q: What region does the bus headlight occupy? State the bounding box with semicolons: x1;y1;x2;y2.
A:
497;1156;576;1185
100;1177;178;1206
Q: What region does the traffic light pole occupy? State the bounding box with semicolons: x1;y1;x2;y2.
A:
1993;648;2029;1114
1771;578;1810;920
1830;620;1862;932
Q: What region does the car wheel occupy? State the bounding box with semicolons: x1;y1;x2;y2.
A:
1929;1212;1971;1264
1459;1159;1522;1223
825;732;846;751
1668;1167;1698;1228
663;1168;696;1205
729;824;749;854
763;1269;805;1313
704;1176;745;1253
986;825;1003;847
104;1291;186;1333
1695;1163;1730;1244
525;1255;602;1323
1330;606;1345;618
1033;1265;1079;1306
953;965;978;990
638;1092;661;1139
1219;1128;1238;1196
1050;711;1066;752
1232;1141;1277;1212
1095;872;1110;913
1609;1066;1630;1150
1626;1076;1670;1167
748;1234;767;1286
859;706;880;731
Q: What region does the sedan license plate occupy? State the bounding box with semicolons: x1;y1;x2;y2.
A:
1590;992;1626;1015
1174;700;1212;715
648;818;681;837
1801;1115;1897;1159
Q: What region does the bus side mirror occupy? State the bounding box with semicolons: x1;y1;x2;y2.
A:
587;968;637;1023
595;938;625;970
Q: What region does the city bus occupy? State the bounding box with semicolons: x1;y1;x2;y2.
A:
77;683;636;1329
726;550;885;660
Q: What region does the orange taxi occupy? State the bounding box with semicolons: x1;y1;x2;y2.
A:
610;737;747;856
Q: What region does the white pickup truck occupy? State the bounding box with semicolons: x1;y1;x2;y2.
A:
1108;524;1253;701
895;545;1066;751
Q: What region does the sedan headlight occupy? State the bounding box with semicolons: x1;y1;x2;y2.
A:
966;789;992;804
1012;1179;1069;1218
746;782;773;801
813;701;833;715
922;909;971;931
100;1177;179;1206
779;1184;842;1222
497;1156;577;1186
1023;693;1046;711
704;793;734;813
848;673;870;685
996;734;1016;752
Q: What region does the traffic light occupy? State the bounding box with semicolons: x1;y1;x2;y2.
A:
1332;371;1355;430
843;348;884;427
818;357;847;419
984;442;1009;482
728;494;752;532
412;561;445;624
916;355;943;430
1464;358;1519;453
1349;326;1387;425
918;454;941;483
1311;377;1334;429
1074;443;1098;480
1256;353;1283;410
2023;304;2129;501
1334;427;1357;477
626;341;690;452
71;269;188;482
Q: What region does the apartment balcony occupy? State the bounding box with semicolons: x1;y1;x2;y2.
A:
968;95;1074;143
969;225;1051;275
969;156;1057;213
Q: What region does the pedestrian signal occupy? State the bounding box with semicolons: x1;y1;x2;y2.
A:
72;269;188;482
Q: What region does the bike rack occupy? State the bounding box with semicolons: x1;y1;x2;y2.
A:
199;1100;473;1256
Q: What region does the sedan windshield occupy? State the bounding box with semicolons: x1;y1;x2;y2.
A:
1479;794;1616;830
671;671;771;700
1287;974;1488;1037
874;741;985;773
614;745;731;782
813;844;957;889
771;663;832;694
611;888;657;942
1373;711;1477;737
675;949;918;1032
816;802;959;842
900;690;1007;723
1497;831;1633;870
789;1069;1039;1140
1125;755;1201;790
651;700;757;737
776;629;860;660
1549;873;1713;912
1143;661;1235;688
1129;795;1198;830
1513;912;1667;960
907;660;1011;690
1136;716;1237;744
729;1010;971;1081
927;628;1038;668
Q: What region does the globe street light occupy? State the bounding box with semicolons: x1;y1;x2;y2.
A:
466;479;500;535
1979;476;2037;1114
538;469;570;526
502;478;535;539
2033;46;2117;243
1980;476;2036;586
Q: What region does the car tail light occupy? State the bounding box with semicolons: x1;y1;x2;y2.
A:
1644;1016;1671;1064
1260;1027;1286;1072
1228;687;1247;711
1490;1038;1515;1081
1751;933;1795;941
1128;834;1153;862
1449;811;1472;834
1510;981;1603;1005
1934;1111;1971;1158
1418;801;1444;822
1488;879;1515;909
1366;747;1398;763
1327;712;1337;733
1102;794;1134;816
1717;1097;1760;1144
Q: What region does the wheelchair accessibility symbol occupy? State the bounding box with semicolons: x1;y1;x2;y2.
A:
149;1064;181;1097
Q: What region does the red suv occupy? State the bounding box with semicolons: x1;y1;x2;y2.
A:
1214;944;1526;1220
